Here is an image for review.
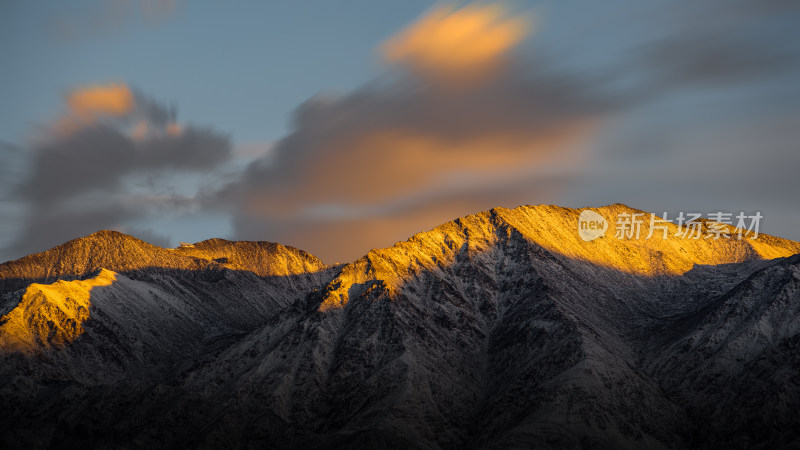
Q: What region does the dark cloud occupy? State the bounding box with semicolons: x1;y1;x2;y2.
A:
632;0;800;91
124;227;172;248
0;141;26;190
228;66;611;198
641;35;798;87
2;85;231;261
0;141;28;254
4;203;136;259
130;89;177;127
731;0;800;17
18;125;228;205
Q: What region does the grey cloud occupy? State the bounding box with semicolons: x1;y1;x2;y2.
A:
132;90;176;126
731;0;800;17
18;125;230;205
4;203;136;259
220;57;613;261
561;113;800;244
0;141;27;195
640;34;799;88
233;170;576;263
632;0;800;91
2;89;231;262
48;0;183;41
234;60;615;195
124;226;172;248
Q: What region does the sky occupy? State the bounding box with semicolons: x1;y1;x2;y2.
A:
1;0;799;264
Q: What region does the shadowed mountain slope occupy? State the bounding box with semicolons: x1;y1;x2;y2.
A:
1;204;799;449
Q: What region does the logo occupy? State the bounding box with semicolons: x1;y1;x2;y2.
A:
578;210;608;241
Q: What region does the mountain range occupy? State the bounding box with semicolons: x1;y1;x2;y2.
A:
1;204;799;449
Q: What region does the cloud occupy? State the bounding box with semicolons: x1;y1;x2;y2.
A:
638;30;799;90
18;125;229;205
139;0;182;24
218;0;800;263
219;3;611;262
67;83;135;118
53;83;135;136
4;202;135;259
0;142;27;254
233;169;577;263
555;0;800;242
49;0;183;41
622;0;800;95
382;3;530;84
2;83;231;260
119;226;172;248
6;0;799;264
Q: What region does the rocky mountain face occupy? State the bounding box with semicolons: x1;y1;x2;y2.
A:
1;204;799;449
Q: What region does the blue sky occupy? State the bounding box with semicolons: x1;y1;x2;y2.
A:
3;0;710;146
2;0;799;263
1;1;432;144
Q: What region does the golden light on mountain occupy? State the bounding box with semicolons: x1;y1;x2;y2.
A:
317;205;800;311
1;204;800;447
0;269;116;352
2;205;799;347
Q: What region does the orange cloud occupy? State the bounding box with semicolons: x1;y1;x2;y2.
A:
222;3;615;264
131;120;149;140
285;125;593;207
382;3;530;83
67;83;135;119
166;122;182;136
238;174;574;264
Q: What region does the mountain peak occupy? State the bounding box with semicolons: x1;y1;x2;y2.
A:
3;204;800;448
495;203;798;275
318;204;799;310
0;230;326;294
175;238;327;277
85;229;135;239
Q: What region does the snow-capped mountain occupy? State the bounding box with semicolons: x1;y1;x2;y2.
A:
1;204;799;449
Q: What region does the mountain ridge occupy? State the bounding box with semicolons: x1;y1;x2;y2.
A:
317;204;799;310
0;230;328;296
2;204;797;289
1;203;799;449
